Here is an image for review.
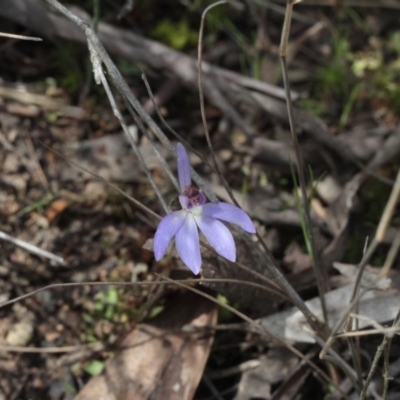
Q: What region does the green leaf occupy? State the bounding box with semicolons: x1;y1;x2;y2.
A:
105;287;118;306
83;360;105;376
148;305;164;319
151;19;198;50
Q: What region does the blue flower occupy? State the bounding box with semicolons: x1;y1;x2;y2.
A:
154;143;255;275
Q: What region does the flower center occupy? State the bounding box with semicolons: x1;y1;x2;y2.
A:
183;185;207;208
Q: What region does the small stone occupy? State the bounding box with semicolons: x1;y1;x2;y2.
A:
6;320;34;346
3;153;19;173
316;175;341;204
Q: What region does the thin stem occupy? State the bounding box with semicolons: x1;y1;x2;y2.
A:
375;168;400;243
92;0;100;32
381;229;400;276
198;1;228;177
279;0;328;324
141;72;209;165
350;239;379;301
196;0;322;335
0;277;293;310
97;68;169;213
382;312;400;399
124;99;180;193
359;337;387;400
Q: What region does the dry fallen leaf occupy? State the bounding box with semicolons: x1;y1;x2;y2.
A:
259;278;400;343
45;198;69;221
75;290;217;400
234;347;298;400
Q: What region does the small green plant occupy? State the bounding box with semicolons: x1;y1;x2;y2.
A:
352;31;400;114
303;27;400;122
217;294;234;323
51;42;84;95
94;287;119;321
300;34;355;119
151;19;198;50
315;35;353;103
148;305;164;319
83;360;105;376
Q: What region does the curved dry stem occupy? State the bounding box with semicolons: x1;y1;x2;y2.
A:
197;0;321;334
0;277;288;310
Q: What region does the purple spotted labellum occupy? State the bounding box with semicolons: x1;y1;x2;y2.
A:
154;143;255;275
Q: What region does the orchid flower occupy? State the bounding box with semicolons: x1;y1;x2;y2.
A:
154;143;255;275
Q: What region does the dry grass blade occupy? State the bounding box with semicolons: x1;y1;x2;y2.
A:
0;32;42;41
0;230;65;265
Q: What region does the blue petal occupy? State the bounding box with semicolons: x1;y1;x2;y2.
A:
179;195;190;210
175;214;201;274
177;143;191;191
201;202;256;233
195;215;236;262
154;211;186;260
